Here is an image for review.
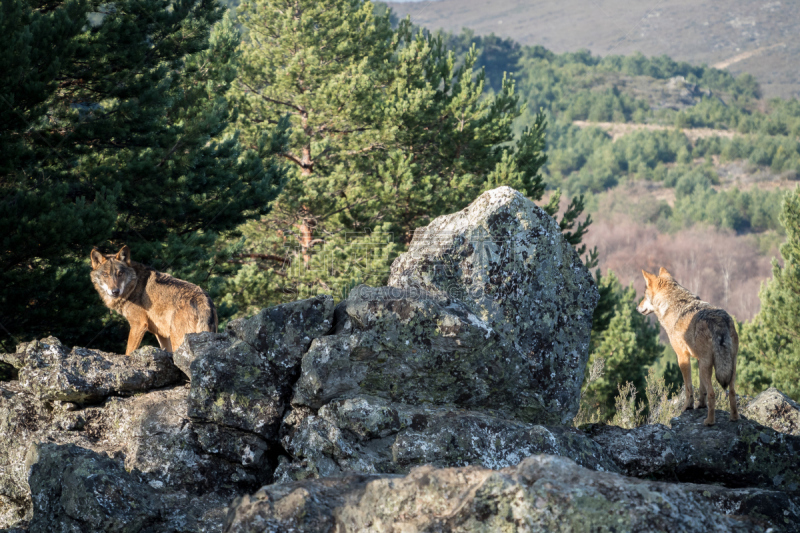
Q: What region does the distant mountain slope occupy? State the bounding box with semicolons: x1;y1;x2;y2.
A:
386;0;800;100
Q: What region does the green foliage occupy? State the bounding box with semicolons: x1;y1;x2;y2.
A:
582;270;664;421
669;169;785;234
739;186;800;401
0;0;287;352
225;0;568;312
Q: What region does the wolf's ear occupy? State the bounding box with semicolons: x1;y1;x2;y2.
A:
658;267;673;279
115;245;131;265
642;269;656;286
90;248;106;269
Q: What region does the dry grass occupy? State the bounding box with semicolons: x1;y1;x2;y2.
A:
583;210;774;322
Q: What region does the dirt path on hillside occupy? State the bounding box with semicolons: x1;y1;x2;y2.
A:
573;121;738;142
713;43;787;70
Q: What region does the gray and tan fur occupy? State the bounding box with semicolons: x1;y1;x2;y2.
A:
637;267;738;426
90;245;217;355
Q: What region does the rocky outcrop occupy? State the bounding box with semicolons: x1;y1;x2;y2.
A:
0;381;271;530
275;394;618;483
175;295;334;440
584;408;800;491
224;454;768;533
3;187;800;532
2;337;182;403
293;288;539;418
742;387;800;436
26;443;229;533
388;186;598;424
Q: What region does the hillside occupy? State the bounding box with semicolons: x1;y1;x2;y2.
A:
387;0;800;100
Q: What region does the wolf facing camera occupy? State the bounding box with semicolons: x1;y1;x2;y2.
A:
637;267;738;426
90;245;217;354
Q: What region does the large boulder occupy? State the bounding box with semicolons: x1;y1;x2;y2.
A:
275;394;618;483
293;289;519;413
224;455;768;533
585;408;800;491
388;186;598;424
2;337;182;403
742;387;800;436
175;295;334;440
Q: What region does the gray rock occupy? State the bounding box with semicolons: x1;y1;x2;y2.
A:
92;387;273;496
586;408;800;491
25;443;230;533
277;394;619;483
293;290;525;415
26;443;162;533
176;296;334;440
0;381;268;530
742;387;800;436
681;484;800;533
12;337;182;403
224;455;765;533
388;186;598;424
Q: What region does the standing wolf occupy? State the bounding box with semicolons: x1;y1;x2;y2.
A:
90;245;217;354
637;268;738;426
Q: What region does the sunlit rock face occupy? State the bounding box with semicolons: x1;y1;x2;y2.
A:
388;186;598;424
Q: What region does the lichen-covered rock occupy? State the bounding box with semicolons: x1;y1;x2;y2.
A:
586;409;800;491
388;186;598;423
681;484;800;533
276;394;619;483
26;443;162;532
25;443;230;533
11;337;182;403
742;387;800;436
293;289;518;413
224;455;765;533
92;387;273;496
177;296;333;440
583;422;684;478
0;382;268;530
226;295;335;358
294;286;593;426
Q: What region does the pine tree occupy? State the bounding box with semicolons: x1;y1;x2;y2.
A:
0;0;287;352
224;0;582;314
582;270;664;420
739;185;800;400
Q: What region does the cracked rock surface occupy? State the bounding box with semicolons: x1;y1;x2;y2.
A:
388;186;598;425
224;454;769;533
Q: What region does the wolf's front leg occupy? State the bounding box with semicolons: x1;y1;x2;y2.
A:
676;347;694;410
125;324;148;355
155;334;172;353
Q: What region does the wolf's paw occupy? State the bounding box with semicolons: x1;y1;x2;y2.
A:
703;418;715;426
683;402;695;411
729;413;739;422
696;401;707;409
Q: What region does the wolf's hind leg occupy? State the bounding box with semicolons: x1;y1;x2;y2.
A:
728;368;739;421
699;361;716;426
696;367;708;409
676;346;694;410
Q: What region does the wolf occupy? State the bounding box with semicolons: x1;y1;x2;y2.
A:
90;245;218;354
636;268;738;426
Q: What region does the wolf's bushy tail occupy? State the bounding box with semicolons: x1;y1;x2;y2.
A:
713;315;737;389
197;297;218;333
